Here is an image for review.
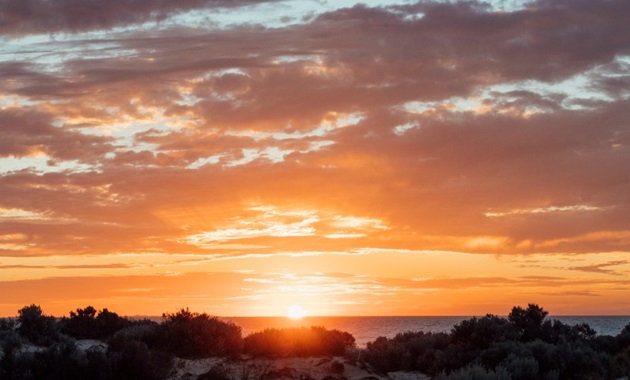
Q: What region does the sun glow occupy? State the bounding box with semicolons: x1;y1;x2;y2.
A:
287;304;307;319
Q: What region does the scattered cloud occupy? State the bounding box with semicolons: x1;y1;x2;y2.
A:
485;205;604;218
568;260;630;276
1;0;630;314
0;0;280;36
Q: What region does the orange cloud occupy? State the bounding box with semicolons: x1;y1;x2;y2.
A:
1;0;630;315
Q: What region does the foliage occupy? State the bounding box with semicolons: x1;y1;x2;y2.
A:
110;319;161;348
16;304;61;346
610;346;630;378
0;317;16;332
508;304;548;342
0;339;172;380
362;303;630;380
0;318;21;352
61;306;132;339
452;314;518;348
158;308;243;358
3;302;630;380
364;330;451;375
107;336;172;380
243;325;355;357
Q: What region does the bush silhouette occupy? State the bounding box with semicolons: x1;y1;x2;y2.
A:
508;304;548;342
16;304;60;346
158;308;242;358
108;338;172;380
62;306;131;340
4;302;630;379
362;304;624;379
243;326;355;357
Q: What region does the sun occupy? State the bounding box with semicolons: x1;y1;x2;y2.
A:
287;304;307;319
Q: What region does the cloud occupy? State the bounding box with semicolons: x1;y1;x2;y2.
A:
0;108;113;162
0;0;280;36
1;0;630;318
568;260;630;276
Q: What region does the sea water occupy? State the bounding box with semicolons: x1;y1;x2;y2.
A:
223;316;630;347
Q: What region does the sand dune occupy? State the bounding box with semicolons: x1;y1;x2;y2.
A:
167;356;429;380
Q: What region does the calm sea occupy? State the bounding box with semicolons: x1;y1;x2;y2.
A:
222;316;630;347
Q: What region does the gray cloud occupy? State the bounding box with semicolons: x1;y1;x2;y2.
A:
0;0;280;36
0;108;113;161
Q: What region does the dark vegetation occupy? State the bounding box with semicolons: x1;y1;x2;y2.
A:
244;326;355;357
363;304;630;379
0;305;354;380
0;303;629;380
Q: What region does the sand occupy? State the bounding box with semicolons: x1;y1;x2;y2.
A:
167;356;429;380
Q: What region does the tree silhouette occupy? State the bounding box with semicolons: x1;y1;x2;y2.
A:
17;304;58;345
508;304;548;342
63;305;130;339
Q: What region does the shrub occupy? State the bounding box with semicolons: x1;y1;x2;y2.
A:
0;318;16;332
243;326;355;357
110;320;160;348
362;304;626;380
158;308;242;358
363;336;405;373
502;353;539;380
28;340;85;380
452;314;518;348
610;346;630;378
508;304;548;342
17;304;60;346
363;330;452;374
523;339;559;376
108;338;172;380
0;319;22;352
0;344;36;380
62;306;131;340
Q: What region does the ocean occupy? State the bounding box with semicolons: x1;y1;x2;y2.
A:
222;316;630;347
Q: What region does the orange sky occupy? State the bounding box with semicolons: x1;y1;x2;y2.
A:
1;0;630;317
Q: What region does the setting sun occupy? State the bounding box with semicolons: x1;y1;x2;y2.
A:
287;304;307;320
1;0;629;377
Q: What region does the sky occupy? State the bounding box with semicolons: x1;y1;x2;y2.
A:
1;0;630;318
